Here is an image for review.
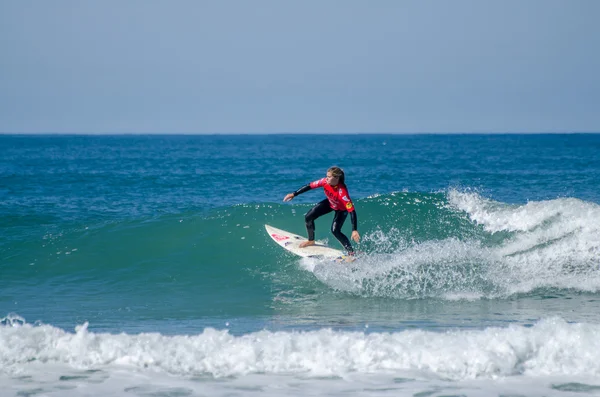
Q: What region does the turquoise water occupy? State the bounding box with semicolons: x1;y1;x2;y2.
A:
2;134;600;396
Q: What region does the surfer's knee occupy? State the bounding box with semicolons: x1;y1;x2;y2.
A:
305;214;315;226
331;226;343;239
331;220;343;235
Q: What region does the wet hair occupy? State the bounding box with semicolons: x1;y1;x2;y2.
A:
327;166;345;185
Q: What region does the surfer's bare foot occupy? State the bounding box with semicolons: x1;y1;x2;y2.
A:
299;240;315;248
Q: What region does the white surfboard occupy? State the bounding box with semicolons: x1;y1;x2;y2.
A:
265;224;345;260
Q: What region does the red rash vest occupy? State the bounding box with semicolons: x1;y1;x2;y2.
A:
309;178;355;212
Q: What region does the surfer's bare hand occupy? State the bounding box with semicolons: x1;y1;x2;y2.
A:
351;230;360;243
283;193;294;202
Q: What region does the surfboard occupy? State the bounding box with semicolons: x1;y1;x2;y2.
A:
265;224;353;261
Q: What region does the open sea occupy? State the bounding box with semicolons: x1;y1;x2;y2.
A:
2;133;600;397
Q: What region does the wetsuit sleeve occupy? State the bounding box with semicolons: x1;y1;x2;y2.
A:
292;184;311;197
339;185;357;230
350;209;357;231
293;178;326;197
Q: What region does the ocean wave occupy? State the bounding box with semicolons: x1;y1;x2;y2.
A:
4;190;600;303
304;190;600;298
2;315;600;380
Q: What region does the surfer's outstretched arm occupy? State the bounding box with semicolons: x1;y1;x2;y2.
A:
283;184;311;202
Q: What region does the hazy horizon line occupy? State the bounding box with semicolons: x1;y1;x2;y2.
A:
2;131;599;136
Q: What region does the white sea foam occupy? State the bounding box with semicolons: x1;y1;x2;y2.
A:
311;237;492;298
447;189;600;238
2;315;600;380
447;190;600;292
4;315;600;396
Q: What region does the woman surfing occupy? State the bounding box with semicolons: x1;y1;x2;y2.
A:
283;166;360;255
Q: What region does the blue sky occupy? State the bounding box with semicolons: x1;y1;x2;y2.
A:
1;1;599;133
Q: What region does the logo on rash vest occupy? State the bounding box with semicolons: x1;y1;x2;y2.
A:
271;233;289;242
346;202;353;210
342;195;350;201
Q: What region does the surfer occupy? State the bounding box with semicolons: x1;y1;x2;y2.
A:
283;166;360;254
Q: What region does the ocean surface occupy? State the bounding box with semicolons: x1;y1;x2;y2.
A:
2;133;600;396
